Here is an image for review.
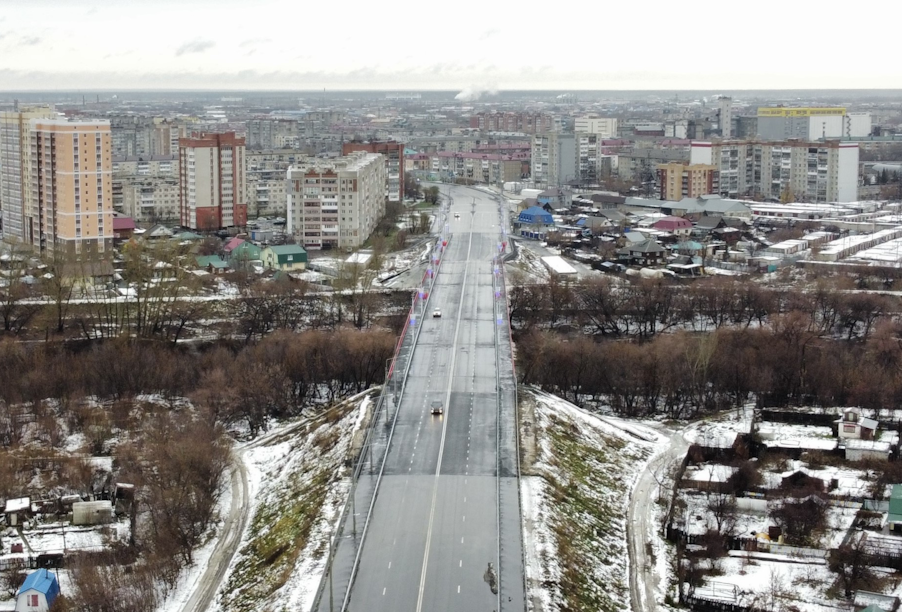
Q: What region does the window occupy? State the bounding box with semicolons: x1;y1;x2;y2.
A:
29;594;39;607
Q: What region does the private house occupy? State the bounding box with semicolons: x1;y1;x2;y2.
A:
887;485;902;534
262;245;307;272
223;237;245;255
537;188;566;207
652;215;693;237
517;206;556;240
144;224;174;239
112;216;136;241
229;241;263;269
195;255;229;274
15;569;60;612
616;239;667;266
836;408;878;441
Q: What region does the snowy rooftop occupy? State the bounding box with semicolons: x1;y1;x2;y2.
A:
756;422;837;450
4;497;30;513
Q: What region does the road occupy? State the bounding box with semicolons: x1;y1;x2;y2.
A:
324;184;524;612
628;427;689;612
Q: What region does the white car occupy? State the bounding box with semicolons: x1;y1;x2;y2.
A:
432;308;442;318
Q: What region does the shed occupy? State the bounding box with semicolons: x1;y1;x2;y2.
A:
836;408;878;441
15;569;59;612
888;484;902;533
195;255;229;274
854;590;900;611
4;497;30;526
72;500;113;526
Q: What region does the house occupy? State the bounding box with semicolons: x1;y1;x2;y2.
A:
144;224;174;239
537;188;565;207
223;237;245;255
652;215;693;237
195;255;229;274
15;569;60;612
229;241;263;269
845;438;892;462
616;239;667;266
261;245;307;272
112;215;136;241
72;500;113;526
4;497;30;526
836;408;878;440
517;206;556;240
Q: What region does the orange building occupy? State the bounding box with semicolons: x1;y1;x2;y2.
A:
28;119;114;255
657;162;719;201
179;132;246;230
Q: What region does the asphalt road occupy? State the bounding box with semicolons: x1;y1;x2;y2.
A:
341;185;525;612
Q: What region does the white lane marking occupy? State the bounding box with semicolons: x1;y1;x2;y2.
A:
388;561;392;569
464;497;466;503
463;515;466;522
458;585;461;594
415;221;475;612
383;588;386;595
459;560;462;567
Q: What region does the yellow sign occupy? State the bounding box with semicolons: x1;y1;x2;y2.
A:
757;107;846;117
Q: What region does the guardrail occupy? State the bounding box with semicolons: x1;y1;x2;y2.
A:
311;199;453;612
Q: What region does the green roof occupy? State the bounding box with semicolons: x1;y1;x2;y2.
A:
267;245;307;256
889;484;902;522
862;606;887;612
174;231;203;240
195;255;228;269
230;242;262;259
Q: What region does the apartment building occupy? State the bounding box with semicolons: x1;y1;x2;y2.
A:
425;151;529;184
245;149;300;219
469;111;555;134
342;140;404;201
574;116;619;139
246;118;300;150
756;107;871;140
657;163;720;201
718;97;733;139
287;152;385;250
111;154;178;223
178;132;247;230
0;106;56;244
690;140;860;202
532;133;576;187
109;116;189;157
29;119;114;255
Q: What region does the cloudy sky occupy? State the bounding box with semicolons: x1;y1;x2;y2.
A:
0;0;900;91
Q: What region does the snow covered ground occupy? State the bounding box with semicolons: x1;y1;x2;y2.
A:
520;389;663;611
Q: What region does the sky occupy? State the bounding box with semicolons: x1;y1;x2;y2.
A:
0;0;900;91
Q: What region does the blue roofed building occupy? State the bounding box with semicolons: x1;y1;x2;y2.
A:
516;205;556;240
15;569;60;612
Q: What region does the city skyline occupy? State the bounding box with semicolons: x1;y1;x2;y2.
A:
2;0;901;91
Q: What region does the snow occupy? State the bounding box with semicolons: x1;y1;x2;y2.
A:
685;410;753;448
756;422;837;451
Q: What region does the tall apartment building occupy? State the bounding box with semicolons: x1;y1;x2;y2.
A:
178;132;246;230
532;133;576;187
109;116;188;157
470;112;555;134
287;152;386;250
690;140;859;202
657;162;720;200
0;106;56;244
574;116;619;139
342;140;404;201
112;155;179;223
246;118;300;150
30;120;114;255
718;97;733;139
756;107;872;140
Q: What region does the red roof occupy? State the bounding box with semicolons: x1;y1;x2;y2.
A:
653;216;693;231
113;217;136;231
224;237;245;252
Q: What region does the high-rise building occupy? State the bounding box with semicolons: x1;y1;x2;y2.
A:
531;133;576;188
178;132;246;230
0;106;56;244
469;111;555;134
29;119;114;255
690;140;859;202
756;107;871;140
574;116;619;139
718;97;733;139
342;140;404;202
287;152;386;250
657;162;720;201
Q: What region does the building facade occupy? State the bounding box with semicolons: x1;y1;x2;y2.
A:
178;132;247;230
657;162;720;200
690;140;860;202
29;119;114;255
718;97;733;139
342;140;404;201
574;116;619;139
756;107;871;140
0;106;56;245
287;151;386;250
532;133;576;187
469;111;555;134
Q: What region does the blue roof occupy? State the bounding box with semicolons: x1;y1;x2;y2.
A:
19;569;60;604
518;206;554;225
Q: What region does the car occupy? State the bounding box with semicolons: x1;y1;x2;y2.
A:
454;212;460;218
430;400;444;415
432;308;442;318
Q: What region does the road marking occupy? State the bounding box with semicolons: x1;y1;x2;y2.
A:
388;561;392;568
415;219;475;612
383;588;386;596
458;585;461;594
464;497;466;503
461;537;464;543
463;515;466;522
459;560;462;567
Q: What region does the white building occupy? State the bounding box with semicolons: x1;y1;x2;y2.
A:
756;107;871;140
718;97;733;139
691;140;859;202
178;132;246;230
287;151;386;250
574;116;619;139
